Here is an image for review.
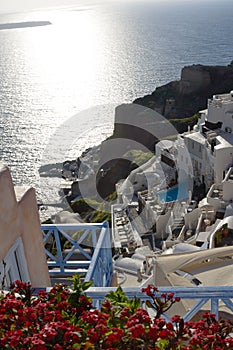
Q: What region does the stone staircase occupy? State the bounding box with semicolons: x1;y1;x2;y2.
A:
172;217;185;239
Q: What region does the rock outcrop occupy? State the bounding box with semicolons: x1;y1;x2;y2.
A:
134;61;233;119
95;61;233;198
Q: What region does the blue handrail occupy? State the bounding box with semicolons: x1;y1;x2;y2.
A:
86;285;233;321
41;222;112;287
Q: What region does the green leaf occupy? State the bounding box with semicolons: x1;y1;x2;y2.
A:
155;297;164;306
61;309;69;318
156;339;169;350
105;286;129;305
81;281;93;291
68;293;78;307
129;297;141;312
146;300;153;309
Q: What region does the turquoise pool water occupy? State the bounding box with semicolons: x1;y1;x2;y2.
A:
157;181;189;203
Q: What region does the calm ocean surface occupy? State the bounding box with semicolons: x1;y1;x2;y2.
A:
0;0;233;218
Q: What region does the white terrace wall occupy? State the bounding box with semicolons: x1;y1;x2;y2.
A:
0;163;50;287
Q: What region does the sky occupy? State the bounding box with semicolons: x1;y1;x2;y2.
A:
0;0;103;14
0;0;226;14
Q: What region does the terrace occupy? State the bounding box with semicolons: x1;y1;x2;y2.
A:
41;222;113;287
40;224;233;321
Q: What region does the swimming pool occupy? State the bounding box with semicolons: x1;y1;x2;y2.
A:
157;181;190;203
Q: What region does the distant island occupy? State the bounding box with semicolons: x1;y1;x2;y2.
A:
0;21;52;31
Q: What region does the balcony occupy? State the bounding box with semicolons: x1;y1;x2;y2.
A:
41;222;113;287
41;223;233;321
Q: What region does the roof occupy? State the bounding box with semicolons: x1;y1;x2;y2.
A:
156;139;174;150
184;130;233;150
199;109;208;114
184;131;206;145
215;133;233;150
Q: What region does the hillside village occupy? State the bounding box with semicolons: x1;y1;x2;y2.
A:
110;90;233;287
2;90;233;321
40;89;233;294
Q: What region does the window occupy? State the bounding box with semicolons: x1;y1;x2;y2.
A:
0;238;30;288
161;154;175;167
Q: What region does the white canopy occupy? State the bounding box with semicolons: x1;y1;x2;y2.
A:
154;246;233;286
153;246;233;318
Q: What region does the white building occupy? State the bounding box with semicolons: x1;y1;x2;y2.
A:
114;91;233;249
178;91;233;190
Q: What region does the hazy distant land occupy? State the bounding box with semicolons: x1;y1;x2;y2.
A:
0;21;51;30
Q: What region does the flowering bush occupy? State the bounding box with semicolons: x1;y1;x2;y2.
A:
0;277;233;349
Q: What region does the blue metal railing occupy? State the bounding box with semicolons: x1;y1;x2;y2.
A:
41;223;233;320
41;222;112;287
86;286;233;321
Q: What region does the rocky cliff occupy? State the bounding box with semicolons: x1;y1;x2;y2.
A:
134;61;233;119
95;61;233;198
68;61;233;202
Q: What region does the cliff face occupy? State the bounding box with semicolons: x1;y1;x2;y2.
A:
76;61;233;200
134;61;233;119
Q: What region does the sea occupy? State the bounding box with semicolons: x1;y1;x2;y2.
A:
0;0;233;219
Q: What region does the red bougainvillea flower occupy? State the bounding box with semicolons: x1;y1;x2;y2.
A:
129;323;146;338
142;284;158;297
103;328;124;347
1;279;233;349
171;315;182;323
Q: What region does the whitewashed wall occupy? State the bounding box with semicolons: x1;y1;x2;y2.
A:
0;163;50;287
